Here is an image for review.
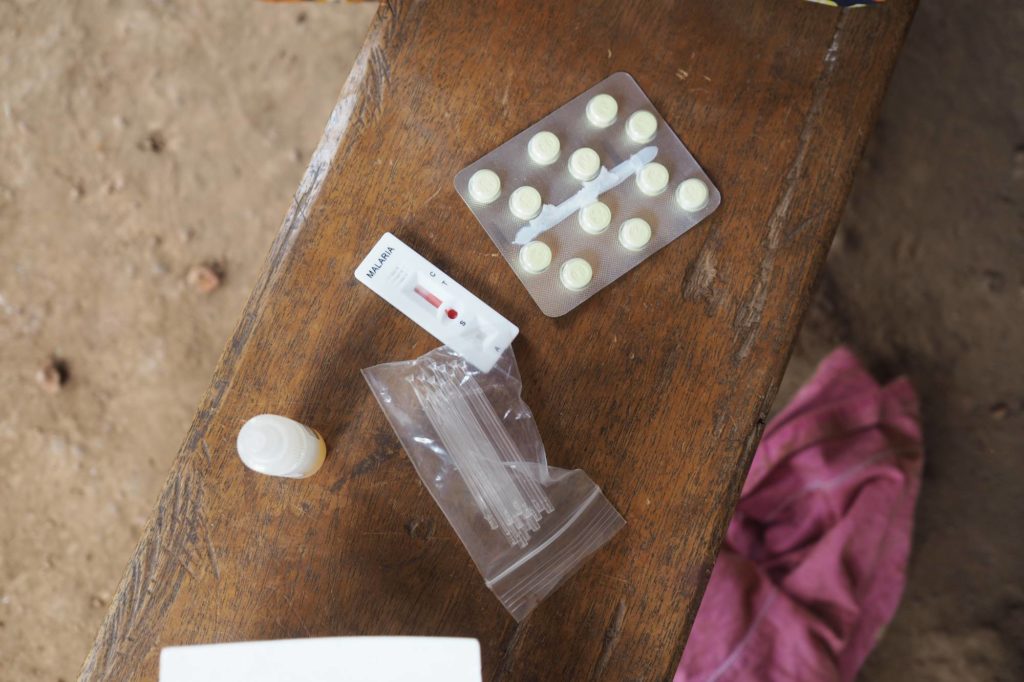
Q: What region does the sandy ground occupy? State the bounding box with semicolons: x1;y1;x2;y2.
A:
0;1;1020;681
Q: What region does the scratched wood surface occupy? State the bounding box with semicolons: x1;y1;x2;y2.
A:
80;1;916;680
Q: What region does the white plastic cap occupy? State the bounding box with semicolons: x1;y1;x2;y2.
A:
468;169;501;204
578;200;612;234
676;177;710;212
560;257;593;291
237;414;326;479
519;241;552;273
637;162;670;196
528;131;561;165
568;147;601;182
626;110;658;143
586;94;618;127
509;186;542;220
619;218;652;251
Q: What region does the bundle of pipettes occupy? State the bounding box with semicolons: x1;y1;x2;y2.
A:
411;366;554;548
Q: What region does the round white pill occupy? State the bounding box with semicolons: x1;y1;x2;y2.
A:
637;162;670;196
468;169;501;204
626;110;658;143
619;218;652;251
528;131;561;165
509;185;542;220
560;257;593;291
519;241;552;273
578;201;612;234
568;147;601;182
586;93;618;128
676;177;710;212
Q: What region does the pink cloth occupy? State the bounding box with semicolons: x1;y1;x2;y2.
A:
676;348;924;682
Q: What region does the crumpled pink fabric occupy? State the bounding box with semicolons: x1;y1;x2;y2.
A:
676;347;924;682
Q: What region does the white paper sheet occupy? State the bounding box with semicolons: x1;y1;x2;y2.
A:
159;636;482;682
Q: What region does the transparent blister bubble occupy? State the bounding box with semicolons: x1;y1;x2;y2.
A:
455;72;721;317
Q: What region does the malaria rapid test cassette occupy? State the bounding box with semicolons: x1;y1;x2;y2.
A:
355;232;518;372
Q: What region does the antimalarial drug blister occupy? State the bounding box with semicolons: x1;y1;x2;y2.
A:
454;72;721;317
355;232;518;373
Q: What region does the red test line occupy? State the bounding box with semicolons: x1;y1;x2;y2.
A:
414;285;443;308
414;285;459;320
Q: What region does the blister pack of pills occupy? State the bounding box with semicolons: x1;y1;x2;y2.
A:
455;72;721;317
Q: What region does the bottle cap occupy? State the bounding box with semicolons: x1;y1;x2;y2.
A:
237;415;326;479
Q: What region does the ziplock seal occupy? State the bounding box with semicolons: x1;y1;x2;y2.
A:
487;487;624;619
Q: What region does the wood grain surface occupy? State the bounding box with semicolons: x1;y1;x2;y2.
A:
80;1;917;680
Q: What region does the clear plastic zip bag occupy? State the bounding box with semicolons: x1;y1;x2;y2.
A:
362;346;625;621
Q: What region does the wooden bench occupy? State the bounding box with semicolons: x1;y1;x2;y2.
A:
80;1;917;679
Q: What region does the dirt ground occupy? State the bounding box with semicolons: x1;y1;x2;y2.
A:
0;1;1020;681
